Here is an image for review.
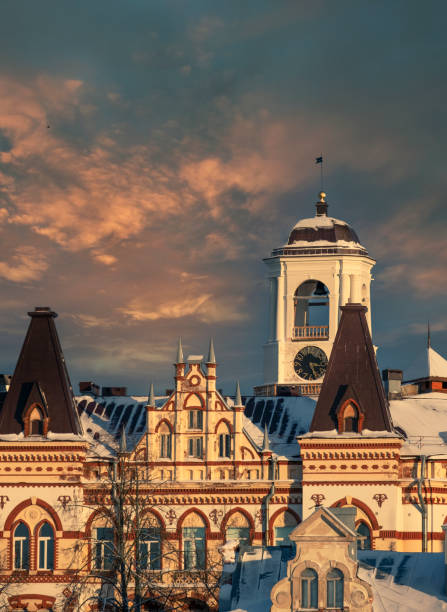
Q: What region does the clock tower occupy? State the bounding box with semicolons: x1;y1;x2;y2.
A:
255;192;375;396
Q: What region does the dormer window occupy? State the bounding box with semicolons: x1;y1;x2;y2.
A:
23;403;48;437
337;399;364;434
343;403;359;432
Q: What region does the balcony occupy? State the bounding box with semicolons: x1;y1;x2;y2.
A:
292;325;329;340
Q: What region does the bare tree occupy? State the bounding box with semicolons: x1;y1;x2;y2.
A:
63;447;221;612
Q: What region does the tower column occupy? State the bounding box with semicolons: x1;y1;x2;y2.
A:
350;274;362;303
268;278;276;342
276;270;285;341
340;273;350;309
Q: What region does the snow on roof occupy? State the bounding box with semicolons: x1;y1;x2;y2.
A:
283;238;363;248
291;215;348;230
357;550;447;611
223;549;447;612
242;396;315;459
76;393;167;457
390;392;447;455
404;345;447;381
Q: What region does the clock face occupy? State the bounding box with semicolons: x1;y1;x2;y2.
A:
294;346;328;381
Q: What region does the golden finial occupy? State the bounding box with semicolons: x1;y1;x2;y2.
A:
319;191;326;202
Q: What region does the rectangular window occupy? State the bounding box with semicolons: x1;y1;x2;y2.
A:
160;433;172;458
139;528;161;570
183;527;205;570
38;537;54;570
94;527;114;570
188;410;203;430
188;437;203;458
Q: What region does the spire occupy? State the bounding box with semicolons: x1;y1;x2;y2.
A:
119;423;127;454
315;191;328;217
235;381;242;406
428;321;431;349
176;337;184;363
207;338;216;364
0;307;82;435
148;383;155;407
262;423;270;451
310;303;394;433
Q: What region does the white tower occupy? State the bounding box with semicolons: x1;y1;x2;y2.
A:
256;192;375;396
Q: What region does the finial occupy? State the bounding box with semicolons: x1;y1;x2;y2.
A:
315;191;328;217
148;383;155;407
235;381;242;406
119;423;127;454
262;423;270;451
428;321;431;349
176;337;184;363
207;338;216;364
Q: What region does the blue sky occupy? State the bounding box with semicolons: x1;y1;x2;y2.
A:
0;1;446;395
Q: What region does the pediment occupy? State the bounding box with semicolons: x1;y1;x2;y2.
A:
290;508;356;542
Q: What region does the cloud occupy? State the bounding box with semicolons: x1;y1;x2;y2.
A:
92;253;118;266
0;246;48;283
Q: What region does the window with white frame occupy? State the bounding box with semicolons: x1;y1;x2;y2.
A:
218;433;231;458
301;567;318;609
326;568;344;609
188;410;203;430
13;522;29;570
183;527;205;570
94;527;114;570
159;426;172;458
38;522;54;570
188;437;203;458
138;526;161;570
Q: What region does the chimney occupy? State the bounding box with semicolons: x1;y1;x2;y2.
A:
79;381;100;396
102;386;127;397
382;369;403;399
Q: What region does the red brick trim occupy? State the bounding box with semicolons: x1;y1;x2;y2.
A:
183;392;204;409
214;418;234;434
4;499;62;531
154;419;173;434
337;399;364;434
268;507;301;545
220;507;255;542
331;497;379;530
379;530;445;541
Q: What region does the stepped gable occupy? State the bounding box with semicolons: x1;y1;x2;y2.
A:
309;303;394;433
0;307;82;435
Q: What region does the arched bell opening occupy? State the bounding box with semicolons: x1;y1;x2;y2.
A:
293;280;329;340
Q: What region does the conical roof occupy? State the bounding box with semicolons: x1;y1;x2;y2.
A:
310;303;394;433
0;307;82;435
404;346;447;381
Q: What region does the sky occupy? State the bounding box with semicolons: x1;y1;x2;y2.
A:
0;0;446;396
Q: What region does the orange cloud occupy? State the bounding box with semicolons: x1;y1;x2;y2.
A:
0;246;48;283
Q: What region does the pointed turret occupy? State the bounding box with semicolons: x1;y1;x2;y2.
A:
148;383;155;407
309;303;394;433
235;381;242;407
176;337;184;364
119;423;127;454
0;307;82;435
207;338;216;364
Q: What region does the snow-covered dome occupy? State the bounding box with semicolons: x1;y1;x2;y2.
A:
271;192;369;258
288;192;361;246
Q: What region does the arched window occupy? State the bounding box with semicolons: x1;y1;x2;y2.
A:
138;518;161;570
326;568;344;609
29;405;44;435
357;522;371;550
94;527;114;570
182;513;206;570
13;522;29;570
218;433;231;458
343;402;359;433
159;423;172;458
293;280;329;339
301;567;318;609
38;522;54;570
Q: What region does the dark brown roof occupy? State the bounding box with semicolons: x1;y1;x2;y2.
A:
310;303;394;433
0;307;82;435
288;221;361;245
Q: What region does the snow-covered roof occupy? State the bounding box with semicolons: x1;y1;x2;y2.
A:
404;346;447;381
390;392;447;455
242;396;315;459
222;549;447;612
291;215;348;230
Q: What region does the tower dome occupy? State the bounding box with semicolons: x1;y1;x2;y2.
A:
278;192;368;257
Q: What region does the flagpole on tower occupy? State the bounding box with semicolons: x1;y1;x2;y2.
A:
315;154;324;190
